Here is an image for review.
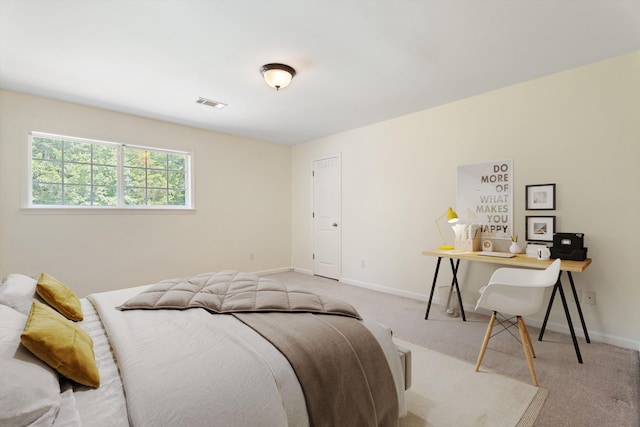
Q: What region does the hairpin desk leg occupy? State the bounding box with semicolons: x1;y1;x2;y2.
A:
538;280;557;340
539;273;583;363
425;257;466;321
450;258;466;321
568;272;590;343
556;279;583;363
425;257;442;319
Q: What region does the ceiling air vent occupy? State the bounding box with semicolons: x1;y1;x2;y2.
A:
196;97;227;109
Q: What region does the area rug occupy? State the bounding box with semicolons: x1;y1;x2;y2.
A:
396;339;548;427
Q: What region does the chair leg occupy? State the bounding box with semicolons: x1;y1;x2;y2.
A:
520;318;536;358
517;316;539;387
475;311;496;372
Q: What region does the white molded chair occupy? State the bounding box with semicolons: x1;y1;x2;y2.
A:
474;259;561;386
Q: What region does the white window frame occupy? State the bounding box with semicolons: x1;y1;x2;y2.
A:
27;131;194;210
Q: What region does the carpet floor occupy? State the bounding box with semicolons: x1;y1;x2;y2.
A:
267;271;640;427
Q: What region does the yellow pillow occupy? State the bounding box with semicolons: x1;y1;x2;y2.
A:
21;302;100;388
36;273;83;321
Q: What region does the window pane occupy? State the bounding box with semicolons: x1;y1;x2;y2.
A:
124;167;146;187
124;148;146;168
94;144;117;166
147;189;167;205
147;170;167;188
124;187;146;205
168;154;185;170
168;171;185;189
168;189;185;205
64;163;91;185
32;137;62;161
148;151;167;169
93;165;117;186
93;185;117;206
32;159;62;183
64;141;91;163
32;183;62;205
64;185;91;206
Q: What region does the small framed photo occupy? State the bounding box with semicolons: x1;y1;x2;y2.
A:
526;216;556;242
526;184;556;210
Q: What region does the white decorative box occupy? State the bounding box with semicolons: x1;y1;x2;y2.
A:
455;232;481;252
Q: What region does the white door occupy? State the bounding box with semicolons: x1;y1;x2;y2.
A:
313;155;341;280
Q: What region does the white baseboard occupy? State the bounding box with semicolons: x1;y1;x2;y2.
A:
282;270;640;352
340;277;430;302
290;267;313;275
252;267;293;276
342;276;640;352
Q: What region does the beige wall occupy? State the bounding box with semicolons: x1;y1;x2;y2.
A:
0;90;292;296
2;52;638;350
291;51;640;350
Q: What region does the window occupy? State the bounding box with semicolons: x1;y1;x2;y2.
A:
29;132;192;209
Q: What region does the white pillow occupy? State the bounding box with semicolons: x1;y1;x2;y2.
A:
0;305;62;426
1;304;62;369
0;273;38;297
0;359;61;426
0;304;28;359
1;276;88;377
0;274;40;316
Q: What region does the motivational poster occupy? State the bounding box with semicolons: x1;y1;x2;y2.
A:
456;159;513;239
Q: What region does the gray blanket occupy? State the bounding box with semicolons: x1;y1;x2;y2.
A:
118;270;361;319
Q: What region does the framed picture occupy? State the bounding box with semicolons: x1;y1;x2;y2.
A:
526;216;556;242
525;184;556;210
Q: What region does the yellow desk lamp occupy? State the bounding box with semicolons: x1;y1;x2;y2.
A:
436;207;459;250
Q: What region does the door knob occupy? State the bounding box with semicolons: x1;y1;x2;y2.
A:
332;223;338;227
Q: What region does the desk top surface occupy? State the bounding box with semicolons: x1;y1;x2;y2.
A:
422;249;592;272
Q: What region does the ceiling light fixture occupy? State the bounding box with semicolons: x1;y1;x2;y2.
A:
260;63;296;91
196;97;227;109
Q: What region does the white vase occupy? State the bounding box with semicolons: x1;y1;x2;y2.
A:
509;242;522;254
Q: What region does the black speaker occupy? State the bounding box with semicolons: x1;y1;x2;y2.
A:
551;233;587;261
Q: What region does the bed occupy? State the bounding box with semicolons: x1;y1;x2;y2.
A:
0;271;409;426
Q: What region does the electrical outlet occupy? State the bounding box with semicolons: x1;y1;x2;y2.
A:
249;252;254;261
361;259;366;268
584;291;596;305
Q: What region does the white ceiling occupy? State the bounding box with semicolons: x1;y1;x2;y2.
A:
1;1;639;146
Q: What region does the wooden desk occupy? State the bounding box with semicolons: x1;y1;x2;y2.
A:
422;249;592;363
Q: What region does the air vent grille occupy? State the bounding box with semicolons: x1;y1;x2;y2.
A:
196;97;227;109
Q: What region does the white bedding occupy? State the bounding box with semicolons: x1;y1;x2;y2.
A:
1;271;406;427
84;284;406;426
70;298;129;426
